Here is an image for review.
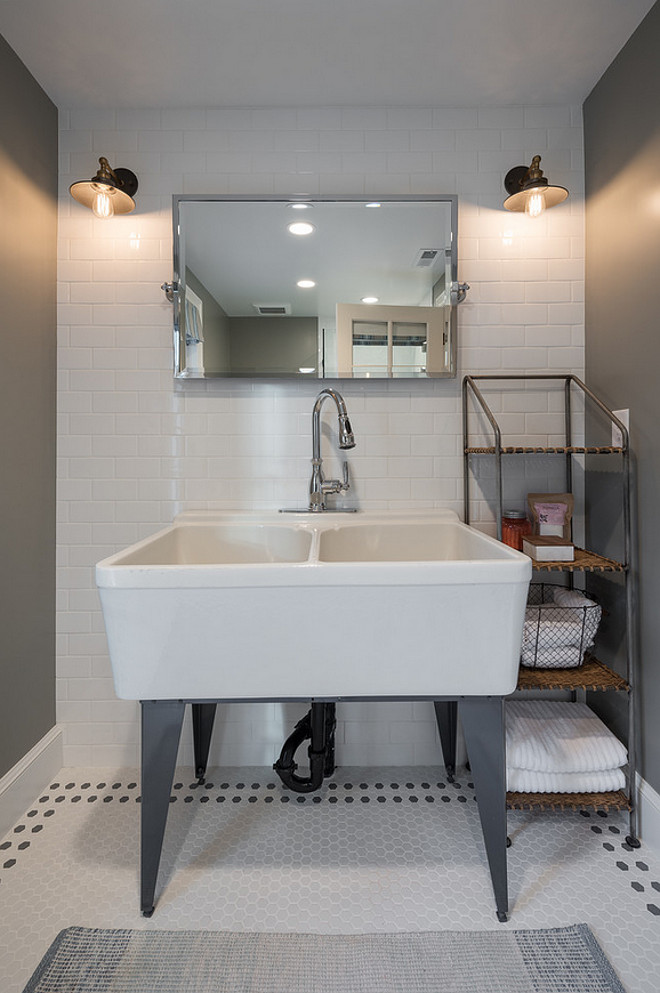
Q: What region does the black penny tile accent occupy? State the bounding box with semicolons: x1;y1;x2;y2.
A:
591;826;603;834
112;783;121;789
173;783;183;790
220;783;229;790
312;796;322;804
636;862;649;871
457;796;467;803
647;904;660;916
65;783;75;790
119;797;129;803
103;796;113;803
39;797;49;804
651;882;660;892
266;783;276;790
184;796;194;803
436;783;446;790
50;783;60;790
44;810;54;818
390;783;399;790
3;859;16;869
603;843;615;852
344;783;353;790
71;796;81;803
393;796;402;804
345;796;354;803
375;783;384;789
264;796;273;804
421;782;430;789
205;783;214;790
87;796;97;803
127;783;137;789
631;882;645;892
377;796;386;803
200;796;210;804
280;796;290;803
236;783;245;790
0;843;11;850
14;825;25;834
296;796;306;803
17;842;29;851
251;783;260;790
328;796;338;804
425;796;434;803
169;797;176;804
216;796;225;803
360;796;369;803
96;783;106;790
608;825;620;834
596;810;608;818
26;810;38;818
441;795;451;803
55;796;65;803
579;810;591;818
31;826;43;833
81;783;90;790
406;783;415;789
616;861;629;871
359;783;368;790
328;783;337;790
409;796;419;803
247;796;257;804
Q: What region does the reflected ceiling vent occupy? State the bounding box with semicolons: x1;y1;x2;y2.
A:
413;249;440;268
252;303;292;315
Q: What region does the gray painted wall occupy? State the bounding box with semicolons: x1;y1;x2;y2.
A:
584;1;660;794
0;34;57;777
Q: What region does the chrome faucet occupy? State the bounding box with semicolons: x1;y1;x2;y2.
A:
308;388;356;512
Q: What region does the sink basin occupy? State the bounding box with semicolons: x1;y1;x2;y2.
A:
96;510;531;701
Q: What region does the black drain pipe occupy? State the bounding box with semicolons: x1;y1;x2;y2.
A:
274;702;336;793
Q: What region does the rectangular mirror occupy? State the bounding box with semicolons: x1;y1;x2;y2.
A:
171;194;458;379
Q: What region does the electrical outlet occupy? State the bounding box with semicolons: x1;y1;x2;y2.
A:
612;408;629;447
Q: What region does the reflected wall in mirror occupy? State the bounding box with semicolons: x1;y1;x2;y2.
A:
172;195;458;379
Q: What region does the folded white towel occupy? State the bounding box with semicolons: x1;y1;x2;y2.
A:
506;766;626;793
553;588;598;608
506;700;627;773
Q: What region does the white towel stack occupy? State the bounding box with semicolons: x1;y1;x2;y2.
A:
506;700;627;793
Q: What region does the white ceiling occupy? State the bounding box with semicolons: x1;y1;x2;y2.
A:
0;0;656;109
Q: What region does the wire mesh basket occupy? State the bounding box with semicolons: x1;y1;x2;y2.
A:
521;583;602;669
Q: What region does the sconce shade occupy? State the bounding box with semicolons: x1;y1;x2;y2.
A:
69;157;138;216
503;155;568;214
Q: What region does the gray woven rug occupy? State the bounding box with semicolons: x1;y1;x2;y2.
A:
22;924;624;993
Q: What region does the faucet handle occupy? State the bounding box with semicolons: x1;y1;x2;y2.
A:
341;461;350;491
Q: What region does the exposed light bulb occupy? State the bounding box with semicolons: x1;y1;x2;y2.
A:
525;190;546;218
92;186;115;219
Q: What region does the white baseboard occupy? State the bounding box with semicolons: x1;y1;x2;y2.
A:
637;773;660;856
0;726;63;838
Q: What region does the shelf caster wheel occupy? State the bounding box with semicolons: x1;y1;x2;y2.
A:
506;836;512;848
496;911;508;923
626;835;641;849
142;907;154;918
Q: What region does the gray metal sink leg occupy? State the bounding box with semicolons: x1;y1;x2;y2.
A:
140;699;186;917
459;696;509;922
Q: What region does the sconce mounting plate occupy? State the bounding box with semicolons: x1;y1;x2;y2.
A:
504;165;529;196
114;168;139;198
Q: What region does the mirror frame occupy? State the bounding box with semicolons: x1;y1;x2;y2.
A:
171;193;459;380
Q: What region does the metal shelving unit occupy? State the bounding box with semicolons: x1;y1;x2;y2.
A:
463;374;639;843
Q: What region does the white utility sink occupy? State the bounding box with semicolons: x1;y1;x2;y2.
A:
96;510;531;701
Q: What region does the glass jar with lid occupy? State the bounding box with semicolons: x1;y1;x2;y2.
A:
501;509;531;550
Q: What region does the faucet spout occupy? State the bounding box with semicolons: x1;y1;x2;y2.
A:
309;388;356;511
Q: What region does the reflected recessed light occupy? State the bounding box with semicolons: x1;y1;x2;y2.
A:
298;367;316;374
361;296;379;304
288;202;313;209
365;202;381;208
297;279;316;288
287;221;315;236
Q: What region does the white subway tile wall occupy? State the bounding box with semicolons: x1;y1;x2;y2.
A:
57;104;585;767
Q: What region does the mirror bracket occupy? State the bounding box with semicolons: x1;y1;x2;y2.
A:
161;281;178;303
451;281;470;305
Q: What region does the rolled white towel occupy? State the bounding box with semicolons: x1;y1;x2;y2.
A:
521;593;602;667
506;766;626;794
506;700;627;773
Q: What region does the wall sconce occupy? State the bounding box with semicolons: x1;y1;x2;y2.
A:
503;155;568;218
69;157;138;219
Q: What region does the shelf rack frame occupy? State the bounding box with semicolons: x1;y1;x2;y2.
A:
462;374;639;843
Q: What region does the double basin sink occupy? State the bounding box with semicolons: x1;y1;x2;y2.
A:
96;510;531;702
